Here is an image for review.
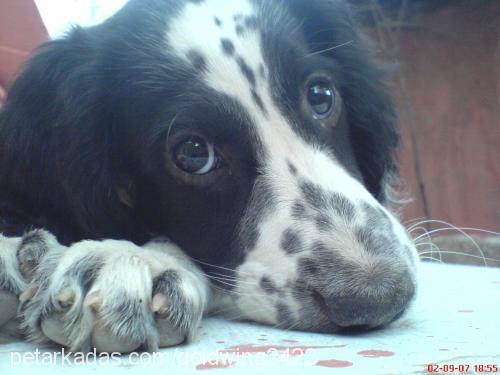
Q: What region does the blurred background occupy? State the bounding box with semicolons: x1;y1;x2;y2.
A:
0;0;498;265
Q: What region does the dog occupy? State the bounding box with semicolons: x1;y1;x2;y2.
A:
0;0;419;353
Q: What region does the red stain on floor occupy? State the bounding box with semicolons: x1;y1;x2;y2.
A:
196;360;235;370
258;338;268;342
221;344;338;356
357;350;395;358
281;339;299;343
457;310;474;313
316;359;353;368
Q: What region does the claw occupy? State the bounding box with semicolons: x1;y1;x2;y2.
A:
84;291;103;312
56;287;75;307
19;285;38;303
152;293;168;315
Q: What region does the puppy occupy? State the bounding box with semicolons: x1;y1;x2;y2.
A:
0;0;418;353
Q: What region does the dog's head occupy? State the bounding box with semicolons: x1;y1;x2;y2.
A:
1;0;418;332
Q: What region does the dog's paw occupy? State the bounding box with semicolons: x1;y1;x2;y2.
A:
20;238;209;353
0;234;27;327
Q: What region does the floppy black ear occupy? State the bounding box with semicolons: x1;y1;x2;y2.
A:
0;27;144;242
286;0;400;203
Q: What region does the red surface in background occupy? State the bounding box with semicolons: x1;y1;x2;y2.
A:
393;2;500;231
0;0;48;89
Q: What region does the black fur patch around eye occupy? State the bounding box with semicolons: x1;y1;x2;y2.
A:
281;228;303;254
220;38;235;56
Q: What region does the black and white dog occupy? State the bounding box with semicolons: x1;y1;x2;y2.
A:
0;0;418;353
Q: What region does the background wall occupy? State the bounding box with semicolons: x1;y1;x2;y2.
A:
0;0;47;90
356;0;500;234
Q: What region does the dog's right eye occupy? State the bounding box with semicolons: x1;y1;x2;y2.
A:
173;136;222;175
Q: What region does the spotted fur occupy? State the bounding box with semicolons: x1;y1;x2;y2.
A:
0;0;418;352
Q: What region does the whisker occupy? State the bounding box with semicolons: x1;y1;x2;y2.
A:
419;256;443;263
410;219;491;266
418;250;499;264
303;40;353;58
188;258;254;277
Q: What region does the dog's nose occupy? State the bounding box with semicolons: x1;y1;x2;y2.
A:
323;269;415;330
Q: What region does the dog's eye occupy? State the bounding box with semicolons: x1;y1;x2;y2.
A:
173;136;221;175
307;82;335;119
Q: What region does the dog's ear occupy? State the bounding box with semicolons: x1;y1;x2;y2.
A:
0;28;145;241
286;0;400;203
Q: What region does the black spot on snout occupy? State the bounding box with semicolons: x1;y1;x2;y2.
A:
315;214;334;232
287;161;297;176
291;201;308;220
329;193;355;221
251;89;266;114
300;182;327;210
298;257;320;275
260;276;278;294
281;228;303;254
220;38;235;56
236;56;256;86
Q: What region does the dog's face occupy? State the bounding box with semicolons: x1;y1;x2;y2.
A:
3;0;418;332
121;0;418;331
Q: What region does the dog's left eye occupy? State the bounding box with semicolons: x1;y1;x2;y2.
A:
307;81;335;119
173;136;222;175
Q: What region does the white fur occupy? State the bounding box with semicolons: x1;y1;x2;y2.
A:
20;236;210;352
0;234;26;293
